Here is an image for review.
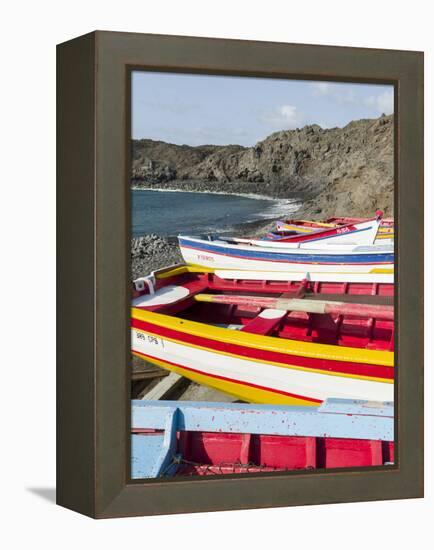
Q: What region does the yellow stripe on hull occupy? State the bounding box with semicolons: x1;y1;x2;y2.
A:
154;264;215;279
369;268;394;274
133;351;317;406
279;222;393;234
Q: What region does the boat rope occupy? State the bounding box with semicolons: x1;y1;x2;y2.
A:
161;456;315;476
133;275;156;294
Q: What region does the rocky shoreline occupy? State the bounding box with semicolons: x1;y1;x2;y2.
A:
132;178;319;201
131;215;278;279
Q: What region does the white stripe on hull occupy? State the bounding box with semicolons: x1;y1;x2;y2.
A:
132;329;393;403
213;269;394;284
180;246;393;274
375;238;393;245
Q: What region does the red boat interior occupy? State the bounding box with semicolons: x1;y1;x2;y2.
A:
327;216;394;228
131;429;395;475
133;271;394;351
267;230;307;240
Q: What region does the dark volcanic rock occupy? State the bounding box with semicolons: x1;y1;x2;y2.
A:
131;234;182;279
132;114;393;217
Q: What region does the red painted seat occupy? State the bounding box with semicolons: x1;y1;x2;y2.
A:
241;309;287;335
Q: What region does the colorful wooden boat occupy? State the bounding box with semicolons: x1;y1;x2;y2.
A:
178;235;394;274
263;217;381;246
276;214;394;243
131;399;394;478
268;227;393;245
328;215;394;228
131;264;394;406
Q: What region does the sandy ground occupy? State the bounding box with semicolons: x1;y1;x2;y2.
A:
177;382;240;402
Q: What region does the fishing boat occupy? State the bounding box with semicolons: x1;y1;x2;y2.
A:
178;234;394;273
131;399;394;478
263;217;381;246
328;215;394;228
131;264;394;406
268;227;393;245
276;212;394;243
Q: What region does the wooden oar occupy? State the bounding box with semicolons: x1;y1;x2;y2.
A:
302;293;394;306
194;293;394;320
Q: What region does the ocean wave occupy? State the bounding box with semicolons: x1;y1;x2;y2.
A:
254;198;301;220
131;185;296;203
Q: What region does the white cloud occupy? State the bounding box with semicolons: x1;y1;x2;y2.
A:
311;81;394;115
364;90;394;115
311;82;333;96
311;82;358;104
259;104;303;129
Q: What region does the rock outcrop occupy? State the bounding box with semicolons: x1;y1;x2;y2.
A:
132;114;393;218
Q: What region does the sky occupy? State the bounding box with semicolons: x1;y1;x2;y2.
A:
132;71;394;147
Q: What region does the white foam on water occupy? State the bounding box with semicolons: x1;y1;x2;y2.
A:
132;186;300;205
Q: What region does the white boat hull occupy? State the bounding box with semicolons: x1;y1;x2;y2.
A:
179;236;394;274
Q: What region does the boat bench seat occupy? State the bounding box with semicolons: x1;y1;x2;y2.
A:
133;279;208;310
132;285;190;308
241;308;287;336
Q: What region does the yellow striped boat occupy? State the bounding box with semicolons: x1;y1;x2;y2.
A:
131;265;394;406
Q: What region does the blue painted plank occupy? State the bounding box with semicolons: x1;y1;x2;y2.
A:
131;434;164;479
151;408;179;477
318;398;394;417
131;399;393;441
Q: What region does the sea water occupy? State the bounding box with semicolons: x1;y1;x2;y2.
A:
132;189;299;237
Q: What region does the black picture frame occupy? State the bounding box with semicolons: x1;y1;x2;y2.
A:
57;31;423;518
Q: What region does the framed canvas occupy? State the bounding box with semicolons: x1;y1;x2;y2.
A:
57;31;423;518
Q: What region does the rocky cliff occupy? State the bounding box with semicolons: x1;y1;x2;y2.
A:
132;114;393;218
